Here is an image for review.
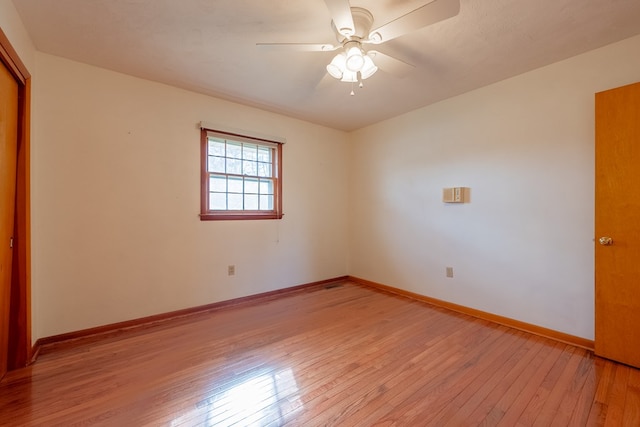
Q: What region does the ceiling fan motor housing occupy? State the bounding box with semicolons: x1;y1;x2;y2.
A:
333;7;374;43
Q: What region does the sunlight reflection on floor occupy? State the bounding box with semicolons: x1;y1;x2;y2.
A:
171;367;303;426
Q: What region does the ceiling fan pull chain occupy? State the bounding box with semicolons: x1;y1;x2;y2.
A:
350;81;355;96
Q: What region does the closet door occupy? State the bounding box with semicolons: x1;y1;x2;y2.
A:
0;56;19;379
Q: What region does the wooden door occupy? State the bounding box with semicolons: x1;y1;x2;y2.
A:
595;81;640;368
0;57;19;379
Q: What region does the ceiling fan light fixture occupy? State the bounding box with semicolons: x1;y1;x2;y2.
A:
327;46;377;82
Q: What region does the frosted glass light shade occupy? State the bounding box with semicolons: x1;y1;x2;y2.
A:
360;55;378;80
326;53;346;79
345;46;365;72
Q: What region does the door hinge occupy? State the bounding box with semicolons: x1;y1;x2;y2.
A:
10;237;13;248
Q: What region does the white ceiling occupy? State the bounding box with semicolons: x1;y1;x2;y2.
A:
13;0;640;131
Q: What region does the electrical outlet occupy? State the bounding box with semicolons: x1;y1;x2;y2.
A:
228;265;235;276
446;267;454;278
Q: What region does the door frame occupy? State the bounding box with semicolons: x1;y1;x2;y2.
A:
0;27;32;369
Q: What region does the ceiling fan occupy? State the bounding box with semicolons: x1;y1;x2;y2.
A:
257;0;460;94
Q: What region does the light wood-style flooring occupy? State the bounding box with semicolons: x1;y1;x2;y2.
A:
1;281;639;426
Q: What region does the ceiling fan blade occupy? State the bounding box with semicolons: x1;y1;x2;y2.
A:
368;51;415;78
256;43;339;52
369;0;460;44
324;0;355;37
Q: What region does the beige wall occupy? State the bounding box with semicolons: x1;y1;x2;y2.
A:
349;34;640;340
31;53;349;338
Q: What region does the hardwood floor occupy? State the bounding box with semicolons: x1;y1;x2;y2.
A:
1;281;639;426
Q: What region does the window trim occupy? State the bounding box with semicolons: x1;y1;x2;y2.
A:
200;128;283;221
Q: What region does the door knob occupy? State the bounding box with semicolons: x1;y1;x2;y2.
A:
599;237;613;246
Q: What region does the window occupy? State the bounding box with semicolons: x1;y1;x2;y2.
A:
201;128;283;220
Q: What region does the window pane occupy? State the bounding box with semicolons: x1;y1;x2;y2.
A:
245;178;259;194
210;193;227;210
259;195;273;210
208;139;226;156
208;156;225;173
243;144;258;161
227;142;242;159
228;193;243;210
227;158;242;175
257;146;271;162
259;179;274;195
243;160;257;176
228;177;243;193
210;175;226;192
244;194;259;210
257;162;272;177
